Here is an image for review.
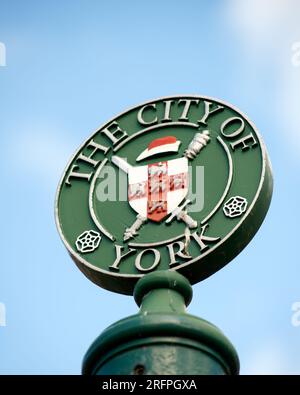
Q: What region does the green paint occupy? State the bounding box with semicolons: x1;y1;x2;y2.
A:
56;95;273;295
82;272;239;375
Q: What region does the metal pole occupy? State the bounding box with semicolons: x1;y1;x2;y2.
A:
82;271;239;375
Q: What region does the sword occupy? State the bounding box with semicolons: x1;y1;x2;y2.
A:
111;155;148;241
166;199;198;229
112;156;198;240
111;155;133;173
123;215;147;241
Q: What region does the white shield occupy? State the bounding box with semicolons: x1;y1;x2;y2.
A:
128;157;188;222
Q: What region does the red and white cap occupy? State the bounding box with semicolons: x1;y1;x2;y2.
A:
136;136;181;161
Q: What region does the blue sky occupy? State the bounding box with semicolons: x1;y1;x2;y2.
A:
0;0;300;374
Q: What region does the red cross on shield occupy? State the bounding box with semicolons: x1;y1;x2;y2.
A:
128;157;188;222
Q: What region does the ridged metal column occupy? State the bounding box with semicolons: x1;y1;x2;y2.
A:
82;271;239;375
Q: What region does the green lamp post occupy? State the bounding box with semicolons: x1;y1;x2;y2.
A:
55;95;273;375
82;271;239;375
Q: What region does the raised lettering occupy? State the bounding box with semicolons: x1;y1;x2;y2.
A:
161;100;174;122
137;104;158;126
167;241;191;266
221;117;245;138
101;121;128;145
230;133;257;151
191;224;220;252
65;164;93;186
135;248;160;272
178;99;199;121
109;245;136;271
198;101;224;125
77;139;110;167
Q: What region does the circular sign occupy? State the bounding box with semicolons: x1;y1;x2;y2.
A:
55;95;273;295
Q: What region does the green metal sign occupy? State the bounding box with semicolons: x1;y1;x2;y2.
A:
55;95;273;294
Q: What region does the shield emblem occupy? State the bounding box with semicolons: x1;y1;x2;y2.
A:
128;157;188;222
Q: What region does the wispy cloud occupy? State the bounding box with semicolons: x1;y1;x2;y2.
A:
227;0;296;51
226;0;300;155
